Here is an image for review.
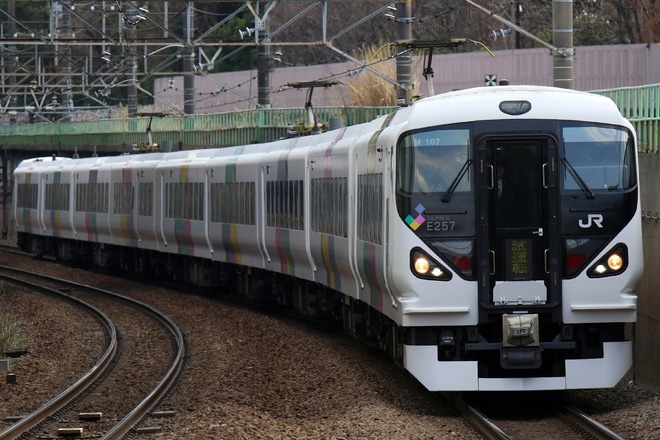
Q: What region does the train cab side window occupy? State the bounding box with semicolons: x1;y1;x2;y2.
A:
47;183;71;211
266;180;303;230
17;183;38;209
562;125;636;193
113;182;132;215
396;128;471;195
139;182;153;216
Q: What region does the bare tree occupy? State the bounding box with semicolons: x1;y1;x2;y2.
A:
269;0;660;67
573;0;658;44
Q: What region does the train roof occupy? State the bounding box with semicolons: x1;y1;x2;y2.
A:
13;86;632;173
403;85;629;131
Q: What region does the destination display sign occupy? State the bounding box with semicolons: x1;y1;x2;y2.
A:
505;238;533;280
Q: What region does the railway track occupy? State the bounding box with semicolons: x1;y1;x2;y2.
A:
0;265;187;439
0;246;649;438
461;393;625;439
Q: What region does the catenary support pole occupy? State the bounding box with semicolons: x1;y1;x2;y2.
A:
553;0;574;89
396;0;413;106
257;5;271;108
183;2;196;115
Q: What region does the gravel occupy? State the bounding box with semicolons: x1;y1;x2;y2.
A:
0;250;659;439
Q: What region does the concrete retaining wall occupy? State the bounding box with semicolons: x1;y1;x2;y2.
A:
635;153;660;390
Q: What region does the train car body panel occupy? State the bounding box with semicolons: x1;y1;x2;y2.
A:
13;157;66;236
307;136;356;295
211;147;265;269
108;156;142;248
561;223;641;324
206;153;232;265
13;85;643;392
387;217;480;327
352;122;392;313
39;161;73;238
155;149;216;260
132;153;166;251
50;159;78;241
69;157;111;244
564;341;632;389
158;151;198;257
12;173;34;233
262;142;315;282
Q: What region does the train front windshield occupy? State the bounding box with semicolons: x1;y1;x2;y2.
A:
396;128;471;195
396;123;636;199
395;121;637;285
562;124;636;193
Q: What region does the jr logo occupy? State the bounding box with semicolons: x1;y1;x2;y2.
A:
578;214;604;229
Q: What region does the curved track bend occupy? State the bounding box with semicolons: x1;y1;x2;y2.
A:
0;265;187;439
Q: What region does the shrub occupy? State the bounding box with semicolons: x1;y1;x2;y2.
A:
0;313;23;355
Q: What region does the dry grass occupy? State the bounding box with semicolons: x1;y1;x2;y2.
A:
0;313;23;355
342;42;419;107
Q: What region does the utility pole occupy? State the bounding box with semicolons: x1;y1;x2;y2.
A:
514;2;521;49
395;0;413;106
125;3;139;117
6;0;16;123
552;0;574;89
183;2;196;115
59;0;74;121
247;1;277;108
257;12;271;108
467;0;574;89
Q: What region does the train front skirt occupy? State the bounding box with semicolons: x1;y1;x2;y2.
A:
404;341;632;391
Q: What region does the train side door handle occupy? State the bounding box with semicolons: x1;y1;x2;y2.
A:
532;228;544;236
489;250;495;275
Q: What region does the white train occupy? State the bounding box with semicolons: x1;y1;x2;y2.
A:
12;86;643;391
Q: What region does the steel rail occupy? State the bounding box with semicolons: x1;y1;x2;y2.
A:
98;285;187;439
0;270;118;439
463;403;512;440
440;393;512;440
0;265;187;439
563;405;625;440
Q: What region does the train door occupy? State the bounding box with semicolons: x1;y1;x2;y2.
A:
477;137;560;316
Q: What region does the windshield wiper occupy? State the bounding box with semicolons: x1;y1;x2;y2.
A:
442;159;472;203
561;157;595;199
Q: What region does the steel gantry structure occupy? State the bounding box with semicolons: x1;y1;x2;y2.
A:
0;1;574;123
0;1;417;122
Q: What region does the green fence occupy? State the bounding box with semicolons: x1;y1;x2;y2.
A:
0;106;395;153
592;83;660;153
1;84;658;154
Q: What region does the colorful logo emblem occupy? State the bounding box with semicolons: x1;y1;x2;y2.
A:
405;203;426;231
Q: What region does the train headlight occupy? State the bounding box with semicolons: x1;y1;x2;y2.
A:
587;243;628;278
414;256;430;274
607;254;623;271
410;248;452;280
